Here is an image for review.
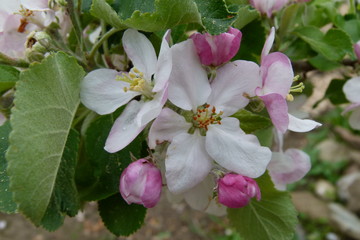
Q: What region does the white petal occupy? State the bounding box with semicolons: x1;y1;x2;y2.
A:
349;107;360;130
80;69;139;115
168;40;211;111
261;27;275;59
104;101;145;153
206;117;272;178
288;114;321;132
343;77;360;103
184;175;216;211
122;29;157;79
21;0;50;10
148;108;192;149
136;84;168;126
166;132;212;194
153;30;172;92
207;60;261;116
205;200;227;216
268;149;311;189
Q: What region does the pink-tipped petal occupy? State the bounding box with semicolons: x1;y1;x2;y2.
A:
349;108;360;130
207;60;262;116
354;41;360;61
148;108;192;149
122;29;157;79
261;27;275;59
168;40;211;111
288;114;322;132
104;101;145;153
80;69;140;115
153;29;172;92
165;132;212;194
206;118;272;178
260;52;294;97
261;93;289;133
268;149;311;190
343;77;360;104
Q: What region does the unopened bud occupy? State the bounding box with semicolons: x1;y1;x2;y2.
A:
120;158;162;208
25;31;52;62
217;173;261;208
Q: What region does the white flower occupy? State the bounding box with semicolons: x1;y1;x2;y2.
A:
80;29;172;153
149;39;271;194
343;77;360;130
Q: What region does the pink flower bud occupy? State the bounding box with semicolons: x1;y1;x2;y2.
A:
120;159;162;208
354;41;360;62
190;27;242;66
217;173;261;208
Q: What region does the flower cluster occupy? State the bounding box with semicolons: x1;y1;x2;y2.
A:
80;26;321;211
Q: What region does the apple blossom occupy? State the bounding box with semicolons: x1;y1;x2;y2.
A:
249;0;289;18
218;173;261;208
268;130;311;190
343;77;360;130
256;27;321;133
190;27;242;67
80;29;172;153
120;159;163;208
149;39;271;194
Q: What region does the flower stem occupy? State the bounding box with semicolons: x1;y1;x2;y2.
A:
88;28;121;63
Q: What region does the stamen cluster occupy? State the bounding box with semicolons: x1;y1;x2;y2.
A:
192;104;223;130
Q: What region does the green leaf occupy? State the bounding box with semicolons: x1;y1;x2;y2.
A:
40;129;81;230
78;114;144;201
233;20;265;62
98;193;147;236
0;65;20;92
232;5;259;30
0;121;17;213
6;52;84;227
228;172;298;240
294;26;353;61
308;54;341;71
324;79;348;105
194;0;237;35
231;109;272;134
90;0;201;32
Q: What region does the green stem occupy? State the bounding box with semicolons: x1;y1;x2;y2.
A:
0;53;29;68
67;0;84;55
350;0;356;14
101;21;110;57
88;28;120;62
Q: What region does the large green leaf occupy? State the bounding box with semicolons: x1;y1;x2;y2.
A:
228;173;298;240
91;0;236;34
98;193;147;236
0;121;17;213
294;26;353;61
0;65;20;93
6;52;84;227
90;0;200;32
78;114;144;201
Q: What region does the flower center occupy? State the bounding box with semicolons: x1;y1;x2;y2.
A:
192;104;223;131
116;67;154;99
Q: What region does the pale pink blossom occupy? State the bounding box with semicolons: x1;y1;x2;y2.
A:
120;159;162;208
256;27;321;133
190;27;242;66
81;29;172;153
149;39;271;194
249;0;289;17
218;173;261;208
343;77;360;130
268;130;311;190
